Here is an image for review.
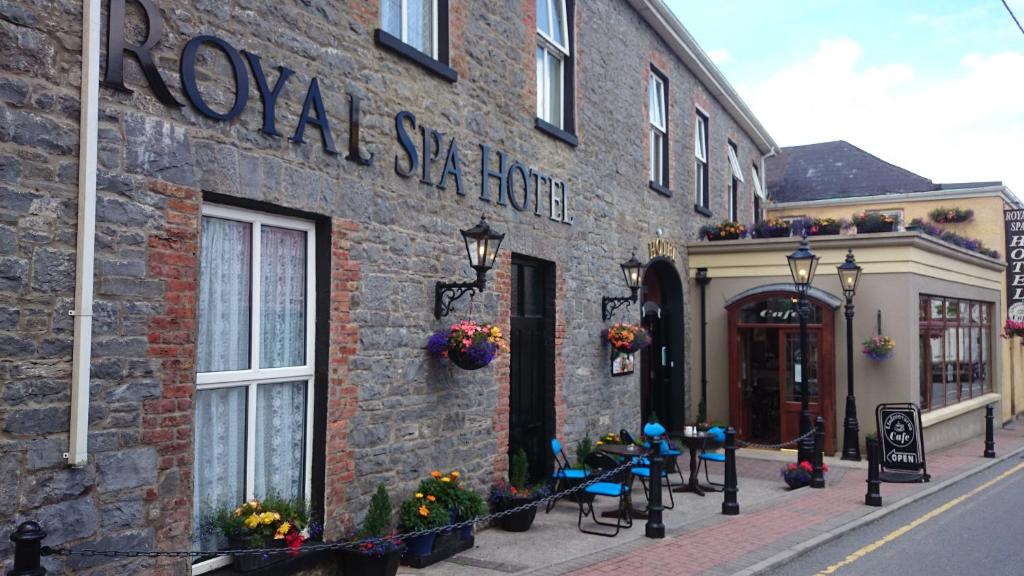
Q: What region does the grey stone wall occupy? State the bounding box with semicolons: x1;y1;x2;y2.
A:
0;0;766;572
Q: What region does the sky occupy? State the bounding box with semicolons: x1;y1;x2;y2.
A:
664;0;1024;201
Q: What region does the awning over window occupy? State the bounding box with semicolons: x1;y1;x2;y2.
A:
751;165;767;199
728;145;745;183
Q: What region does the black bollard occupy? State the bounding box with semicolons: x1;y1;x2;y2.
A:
722;427;739;515
811;416;825;488
8;521;47;576
644;422;665;538
865;436;882;507
984;404;996;458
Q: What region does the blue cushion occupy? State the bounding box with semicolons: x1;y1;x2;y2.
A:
631;467;669;478
663;449;681;457
551;437;562;455
707;427;726;442
699;452;726;462
554;468;588;479
585;482;628;497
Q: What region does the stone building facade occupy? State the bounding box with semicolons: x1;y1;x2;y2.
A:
0;0;774;573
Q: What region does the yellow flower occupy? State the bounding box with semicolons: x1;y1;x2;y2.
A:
244;515;260;529
451;471;460;478
418;505;429;517
415;492;423;499
274;522;292;539
441;477;451;483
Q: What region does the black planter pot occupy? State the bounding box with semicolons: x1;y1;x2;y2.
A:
340;548;402;576
494;497;538;532
227;538;285;573
448;350;490;370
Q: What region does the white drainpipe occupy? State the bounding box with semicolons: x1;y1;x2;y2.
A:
67;0;100;467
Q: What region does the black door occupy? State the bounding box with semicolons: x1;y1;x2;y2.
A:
509;256;555;483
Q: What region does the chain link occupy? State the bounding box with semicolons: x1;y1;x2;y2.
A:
46;459;637;560
735;426;818;450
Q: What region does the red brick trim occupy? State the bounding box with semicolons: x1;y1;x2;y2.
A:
143;179;201;573
323;218;361;538
553;266;567;439
491;254;513;480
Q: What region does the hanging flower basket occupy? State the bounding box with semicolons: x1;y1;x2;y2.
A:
862;335;895;360
604;323;652;353
427;320;507;370
1002;320;1024;339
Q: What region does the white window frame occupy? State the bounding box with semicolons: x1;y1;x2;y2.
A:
727;143;745;183
382;0;439;59
751;163;767;199
192;204;317;576
695;113;708;207
536;0;569;128
649;71;667;185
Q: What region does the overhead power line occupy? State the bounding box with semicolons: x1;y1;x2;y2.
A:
1003;0;1024;36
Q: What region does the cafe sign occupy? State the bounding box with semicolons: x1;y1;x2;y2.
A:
875;403;929;483
1006;209;1024;321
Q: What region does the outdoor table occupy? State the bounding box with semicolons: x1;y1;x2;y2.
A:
669;431;717;497
595;443;649;520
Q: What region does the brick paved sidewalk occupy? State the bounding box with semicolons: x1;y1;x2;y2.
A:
562;426;1024;576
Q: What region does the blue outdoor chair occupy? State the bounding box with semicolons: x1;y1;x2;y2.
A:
697;426;727;489
622;428;685;485
631;439;676;510
546;437;590;513
577;452;633;537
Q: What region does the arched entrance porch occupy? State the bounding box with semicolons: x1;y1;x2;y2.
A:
639;258;685;432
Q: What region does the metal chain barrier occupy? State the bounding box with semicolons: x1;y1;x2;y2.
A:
44;458;636;560
735;425;817;450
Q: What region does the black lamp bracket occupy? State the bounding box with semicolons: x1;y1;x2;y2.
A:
602;291;638;322
435;273;487;319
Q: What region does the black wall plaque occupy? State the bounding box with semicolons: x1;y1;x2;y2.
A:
875;403;929;483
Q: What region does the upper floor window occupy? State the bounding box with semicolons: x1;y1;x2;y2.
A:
649;69;669;191
535;0;576;144
694;111;709;212
752;163;766;223
727;141;744;221
377;0;456;82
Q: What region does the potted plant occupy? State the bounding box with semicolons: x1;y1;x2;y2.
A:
604;323;651;353
751;217;791;238
418;470;486;541
426;320;507;370
1003;320;1024;339
852;212;898;233
341;485;403;576
215;497;308;572
780;461;827;489
399;490;449;558
862;335;895;360
699;220;747;241
929;206;973;224
489;448;549;532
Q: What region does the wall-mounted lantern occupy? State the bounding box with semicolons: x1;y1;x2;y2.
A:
434;215;505;319
601;251;644;321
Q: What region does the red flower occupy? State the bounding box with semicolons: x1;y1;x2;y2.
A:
799;461;813;472
285;530;304;557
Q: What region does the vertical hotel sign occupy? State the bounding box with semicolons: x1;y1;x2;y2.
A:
1007;208;1024;321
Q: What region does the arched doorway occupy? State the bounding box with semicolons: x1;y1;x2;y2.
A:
640;259;685;432
726;290;837;454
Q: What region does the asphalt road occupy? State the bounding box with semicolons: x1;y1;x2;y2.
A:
763;454;1024;576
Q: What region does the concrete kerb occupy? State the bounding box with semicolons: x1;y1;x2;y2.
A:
730;442;1024;576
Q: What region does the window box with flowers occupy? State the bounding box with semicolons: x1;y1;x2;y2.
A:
794;217;845;237
426;321;507;370
751;217;791;238
700;220;747;241
213;498;309;572
929;206;973;224
852;212;898;233
1003;320;1024;339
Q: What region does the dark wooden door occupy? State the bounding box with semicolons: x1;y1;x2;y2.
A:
509;257;554;483
779;328;823;446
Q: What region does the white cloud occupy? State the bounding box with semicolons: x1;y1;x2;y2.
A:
707;48;731;64
744;38;1024;199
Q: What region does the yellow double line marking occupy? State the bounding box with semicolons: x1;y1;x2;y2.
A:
814;461;1024;575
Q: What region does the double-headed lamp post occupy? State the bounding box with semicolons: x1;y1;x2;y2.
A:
837;249;863;460
787;234;819;464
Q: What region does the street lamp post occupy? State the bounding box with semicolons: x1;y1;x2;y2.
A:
787;234;819;464
837;249;863;460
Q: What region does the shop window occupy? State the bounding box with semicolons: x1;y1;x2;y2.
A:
649;68;669;193
377;0;456;82
192;205;316;574
918;295;992;411
727;141;743;222
694;111;709;214
535;0;576;145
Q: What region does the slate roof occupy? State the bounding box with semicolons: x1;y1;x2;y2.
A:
766;140;938;203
